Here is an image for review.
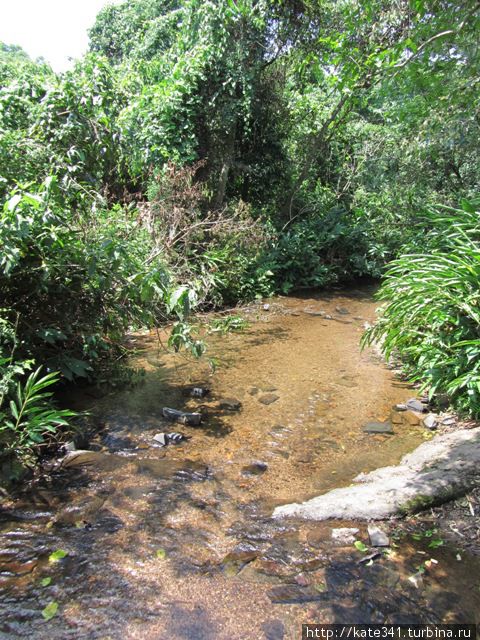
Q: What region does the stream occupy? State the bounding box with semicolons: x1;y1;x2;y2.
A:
1;287;479;639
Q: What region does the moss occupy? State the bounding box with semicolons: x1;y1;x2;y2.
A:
399;490;454;515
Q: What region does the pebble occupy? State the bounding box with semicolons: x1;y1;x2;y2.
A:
258;394;279;405
218;398;242;411
242;461;268;476
153;433;167;446
406;398;427;413
367;525;390;547
423;414;438;430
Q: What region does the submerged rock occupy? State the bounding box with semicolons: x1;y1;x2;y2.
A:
162;407;202;426
273;427;480;521
363;421;394;435
218;398;242;411
268;584;328;604
258;394;279;406
242;461;268;476
391;410;422;427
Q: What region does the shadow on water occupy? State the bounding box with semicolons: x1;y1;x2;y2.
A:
1;287;479;639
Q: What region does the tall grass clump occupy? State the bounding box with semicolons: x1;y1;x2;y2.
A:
363;200;480;417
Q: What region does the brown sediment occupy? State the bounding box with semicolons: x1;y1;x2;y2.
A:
0;287;478;638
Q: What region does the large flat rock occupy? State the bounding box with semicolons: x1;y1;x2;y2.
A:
273;428;480;520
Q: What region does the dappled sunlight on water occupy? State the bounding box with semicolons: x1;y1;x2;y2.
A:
1;288;478;638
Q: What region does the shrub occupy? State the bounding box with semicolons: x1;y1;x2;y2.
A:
363;200;480;417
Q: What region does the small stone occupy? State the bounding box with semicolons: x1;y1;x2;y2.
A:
249;387;259;396
394;404;407;412
442;417;456;426
263;304;270;311
242;461;268;476
403;410;422;426
166;432;186;444
64;440;77;452
423;414;438;430
368;525;390;547
362;421;394;434
262;620;285;640
260;385;278;392
190;387;209;398
162;407;202;426
153;433;167;446
219;398;242;411
331;527;359;545
408;571;424;589
335;307;350;315
258;394;279;405
406;398;427;413
325;314;333;320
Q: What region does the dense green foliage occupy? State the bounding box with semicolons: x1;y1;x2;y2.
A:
1;0;479;472
363;201;480;417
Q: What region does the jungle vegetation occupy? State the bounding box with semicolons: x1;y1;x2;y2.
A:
0;0;479;473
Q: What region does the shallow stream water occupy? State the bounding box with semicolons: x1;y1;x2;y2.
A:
1;288;479;639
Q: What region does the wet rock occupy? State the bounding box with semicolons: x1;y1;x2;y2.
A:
242;461;268;477
406;398;427;413
162;407;202;426
268;584;328;604
441;416;456;426
304;310;326;317
358;551;383;564
331;527;359;545
423;414;438;430
273;427;480;521
189;387;210;398
335;306;350;315
54;495;106;526
59;450;126;472
218;398;242;411
363;421;394;435
258;394;279;405
391;410;422;427
262;620;285;640
367;525;390;547
221;550;257;577
261;385;278;392
166;432;186;444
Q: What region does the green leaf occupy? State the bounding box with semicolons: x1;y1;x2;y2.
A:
48;549;68;563
40;577;52;586
155;548;166;560
41;601;58;621
354;541;369;553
